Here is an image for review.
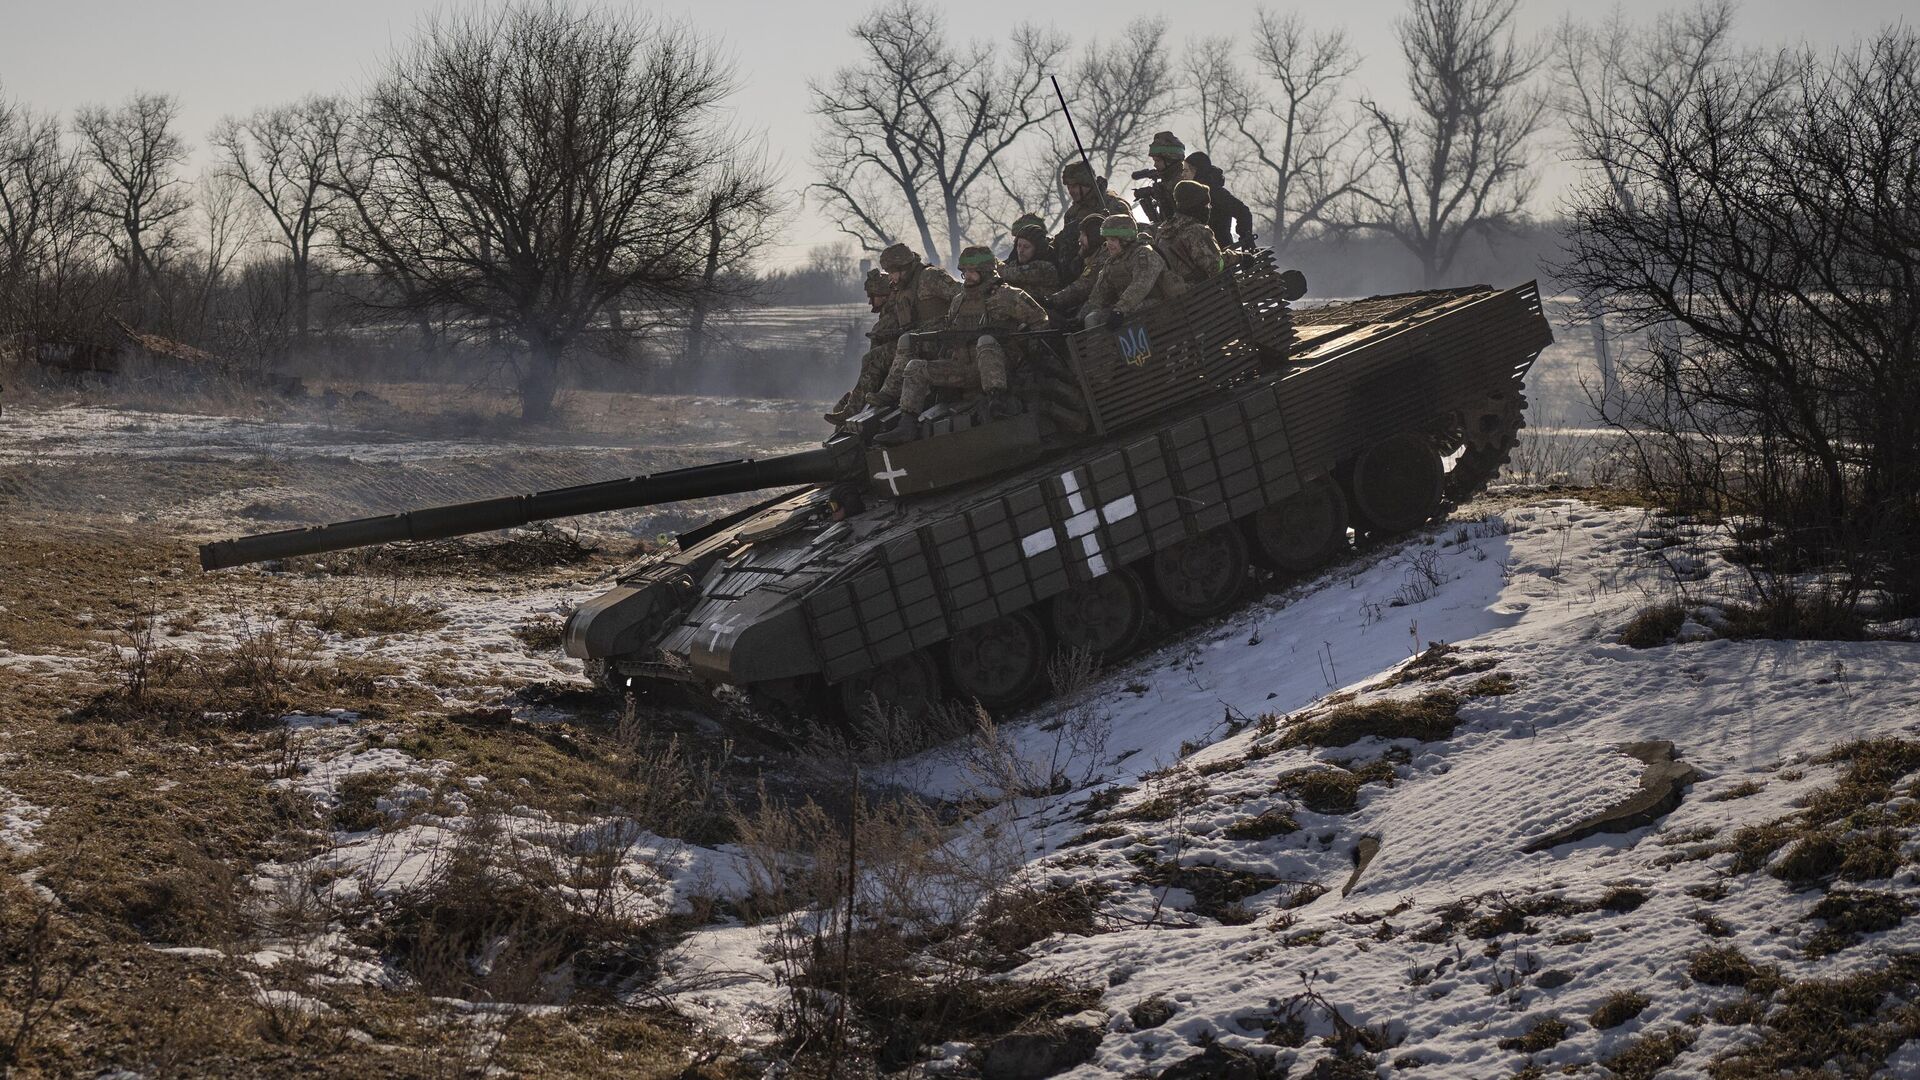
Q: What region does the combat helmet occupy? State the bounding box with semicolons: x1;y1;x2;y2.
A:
1174;179;1211;217
957;245;998;281
1060;159;1101;189
1100;213;1139;242
878;243;921;273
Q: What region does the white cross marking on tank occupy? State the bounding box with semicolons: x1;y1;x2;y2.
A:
1019;469;1138;578
872;451;909;496
706;614;743;651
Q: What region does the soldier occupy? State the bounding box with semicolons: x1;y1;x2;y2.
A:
1185;151;1256;249
1046;213;1114;321
1079;214;1181;328
1156;180;1227;286
864;243;960;405
825;268;898;424
998;213;1060;295
1053;160;1130;285
875;246;1049;442
1133;131;1188;223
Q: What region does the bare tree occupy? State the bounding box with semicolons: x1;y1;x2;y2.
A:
0;88;92;345
327;3;778;423
1552;0;1739;405
73;92;192;315
1354;0;1543;284
210;96;346;344
1069;17;1178;181
1214;10;1373;251
1564;26;1920;611
809;0;1067;267
685;150;788;367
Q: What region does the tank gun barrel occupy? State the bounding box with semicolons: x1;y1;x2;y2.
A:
199;441;861;571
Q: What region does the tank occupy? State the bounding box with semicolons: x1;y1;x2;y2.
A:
202;252;1552;721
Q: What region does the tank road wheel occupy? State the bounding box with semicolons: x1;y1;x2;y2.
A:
1349;432;1445;534
1151;525;1250;619
1048;568;1149;660
836;650;941;726
1445;389;1527;501
1247;476;1349;574
946;610;1050;710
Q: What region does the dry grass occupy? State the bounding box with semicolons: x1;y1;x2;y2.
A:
1708;956;1920;1078
1497;1016;1568;1053
1378;643;1499;687
1224;809;1301;841
1275;759;1398;815
1602;1028;1696;1080
1590;990;1651;1030
1716;738;1920;884
1620;602;1687;648
284;594;447;637
1689;945;1784;994
1274;690;1463;749
1803;889;1915;958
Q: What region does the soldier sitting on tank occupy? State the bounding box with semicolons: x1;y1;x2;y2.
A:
825;268;899;424
1044;214;1114;327
862;243;960;409
1184;151;1256;250
1053;160;1130;285
998;213;1060;295
873;246;1049;444
1079;214;1182;329
1156;180;1228;287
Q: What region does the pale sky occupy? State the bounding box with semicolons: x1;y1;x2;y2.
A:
1;0;1907;266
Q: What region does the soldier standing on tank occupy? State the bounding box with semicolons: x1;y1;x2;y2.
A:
1080;214;1181;328
864;243;960;407
998;213;1060;295
825;268;899;424
1054;160;1130;285
1156;181;1228;286
1184;151;1256;250
876;246;1049;442
1134;131;1188;224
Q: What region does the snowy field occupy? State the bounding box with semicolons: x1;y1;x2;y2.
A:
4;358;1916;1074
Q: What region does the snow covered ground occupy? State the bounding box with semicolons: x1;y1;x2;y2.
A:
658;499;1920;1075
107;493;1918;1075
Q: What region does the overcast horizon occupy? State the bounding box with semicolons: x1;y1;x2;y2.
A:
2;0;1908;269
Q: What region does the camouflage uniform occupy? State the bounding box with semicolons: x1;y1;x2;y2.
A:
853;272;902;399
892;247;1049;414
1047;241;1112;313
1136;132;1188;223
1155;182;1227;285
1053;160;1131;283
1080;215;1181;326
868;244;961;406
999;212;1060;293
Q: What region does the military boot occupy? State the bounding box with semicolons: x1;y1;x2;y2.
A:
823;391;854;424
873;415;920;446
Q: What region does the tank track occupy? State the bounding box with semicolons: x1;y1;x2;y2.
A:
1443;389;1528;503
